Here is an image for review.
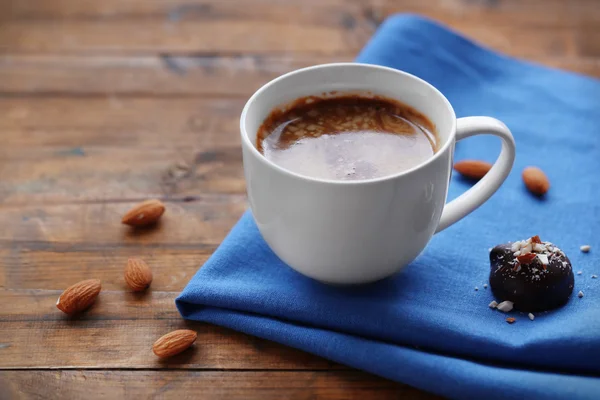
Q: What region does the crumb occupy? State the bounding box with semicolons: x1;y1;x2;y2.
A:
528;313;535;321
578;291;584;298
537;254;549;265
488;300;498;309
475;287;479;291
483;284;488;289
580;245;591;253
496;300;514;312
592;275;598;279
577;271;582;275
506;317;516;324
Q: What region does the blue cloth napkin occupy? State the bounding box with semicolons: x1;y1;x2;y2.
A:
177;15;600;399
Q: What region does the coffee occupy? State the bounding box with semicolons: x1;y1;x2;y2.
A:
256;94;438;181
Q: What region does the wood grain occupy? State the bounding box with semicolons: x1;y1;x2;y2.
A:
0;97;242;148
0;146;246;203
0;17;581;58
1;0;596;59
0;97;251;204
0;54;348;96
4;0;598;28
0;0;371;54
1;0;598;399
0;370;441;400
1;54;598;98
0;289;337;370
0;247;212;291
0;200;246;245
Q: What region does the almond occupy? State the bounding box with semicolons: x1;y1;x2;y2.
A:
453;160;492;180
153;330;197;358
56;279;101;315
522;167;549;196
122;199;165;227
124;258;153;291
517;253;537;265
531;235;542;244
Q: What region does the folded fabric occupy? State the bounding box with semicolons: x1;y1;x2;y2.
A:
177;14;600;400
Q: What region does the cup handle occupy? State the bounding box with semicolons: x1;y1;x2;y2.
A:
435;116;516;233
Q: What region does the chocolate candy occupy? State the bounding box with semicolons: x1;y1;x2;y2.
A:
489;236;574;312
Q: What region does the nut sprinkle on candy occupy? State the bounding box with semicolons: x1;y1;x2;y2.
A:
489;236;574;312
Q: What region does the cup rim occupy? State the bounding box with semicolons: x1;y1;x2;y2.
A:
240;62;457;185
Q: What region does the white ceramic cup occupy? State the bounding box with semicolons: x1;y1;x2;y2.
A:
240;63;515;284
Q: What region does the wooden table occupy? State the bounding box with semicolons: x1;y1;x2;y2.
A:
1;0;598;398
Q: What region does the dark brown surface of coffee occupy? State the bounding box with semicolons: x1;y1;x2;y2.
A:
256;94;438;181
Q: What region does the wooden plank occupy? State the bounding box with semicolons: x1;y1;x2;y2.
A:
0;54;347;96
0;200;245;245
0;97;243;147
4;0;597;29
0;97;250;203
1;53;598;98
0;370;439;400
0;18;580;59
0;203;230;291
0;145;246;203
0;0;593;58
2;0;355;23
576;29;600;58
0;0;371;55
0;20;359;55
0;289;339;370
0;247;212;291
